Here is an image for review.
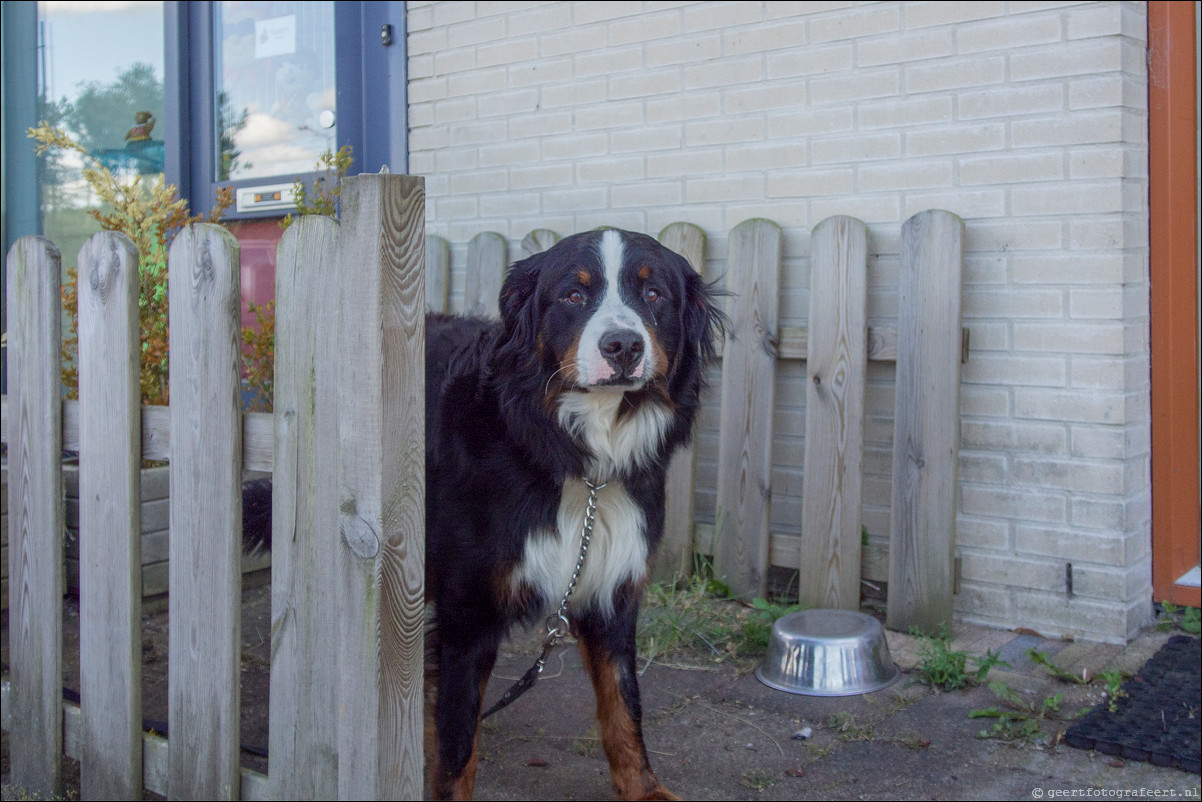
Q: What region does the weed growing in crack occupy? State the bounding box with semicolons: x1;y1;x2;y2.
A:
970;681;1080;744
911;625;1009;690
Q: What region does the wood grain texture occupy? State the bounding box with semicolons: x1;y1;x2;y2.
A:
887;210;965;635
44;697;271;801
5;236;65;797
777;325;897;362
336;174;426;800
656;222;708;584
713;219;782;600
166;223;244;800
425;234;450;313
520;227;561;256
9;401;273;472
269;215;341;799
76;232;143;798
693;523;889;585
800;217;868;611
464;231;506;317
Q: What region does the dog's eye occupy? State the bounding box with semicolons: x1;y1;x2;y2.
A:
644;287;661;303
565;289;586;305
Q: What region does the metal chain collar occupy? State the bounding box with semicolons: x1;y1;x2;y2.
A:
482;477;606;719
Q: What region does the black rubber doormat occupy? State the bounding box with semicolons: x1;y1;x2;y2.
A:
1065;635;1200;774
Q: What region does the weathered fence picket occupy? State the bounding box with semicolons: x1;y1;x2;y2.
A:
521;227;561;257
5;236;65;797
167;223;245;800
77;231;142;799
799;216;868;611
425;233;450;315
888;209;966;634
269;215;341;799
2;203;965;799
465;230;506;318
335;174;427;800
657;221;708;584
714;218;784;601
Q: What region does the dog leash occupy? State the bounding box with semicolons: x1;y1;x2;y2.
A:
482;477;606;719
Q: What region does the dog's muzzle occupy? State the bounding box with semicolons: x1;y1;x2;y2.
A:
600;327;646;381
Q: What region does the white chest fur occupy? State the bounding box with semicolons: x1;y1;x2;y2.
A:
556;388;673;479
512;478;647;618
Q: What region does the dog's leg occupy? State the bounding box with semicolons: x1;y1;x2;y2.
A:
430;630;500;800
576;605;678;802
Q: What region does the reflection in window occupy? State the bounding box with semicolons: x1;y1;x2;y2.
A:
215;1;337;181
36;1;166;262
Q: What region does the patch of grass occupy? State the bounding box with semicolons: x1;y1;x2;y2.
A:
969;681;1078;744
826;712;874;742
1157;603;1201;635
739;769;776;791
886;691;921;714
637;573;741;667
971;710;1044;743
807;743;833;759
637;561;805;667
896;734;932;750
738;597;802;655
572;727;600;758
911;625;1009;690
1026;648;1130;713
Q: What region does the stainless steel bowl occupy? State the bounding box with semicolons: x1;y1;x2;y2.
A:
756;609;901;696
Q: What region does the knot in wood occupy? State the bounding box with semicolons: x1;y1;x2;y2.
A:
342;515;380;559
195;242;214;285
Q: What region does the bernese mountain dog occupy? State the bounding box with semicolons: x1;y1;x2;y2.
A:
425;228;723;800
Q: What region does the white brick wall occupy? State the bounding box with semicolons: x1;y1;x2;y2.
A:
407;1;1152;643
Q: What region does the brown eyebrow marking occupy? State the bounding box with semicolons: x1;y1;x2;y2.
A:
577;269;592;286
638;265;652;280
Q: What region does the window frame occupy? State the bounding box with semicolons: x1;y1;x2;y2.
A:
164;1;407;220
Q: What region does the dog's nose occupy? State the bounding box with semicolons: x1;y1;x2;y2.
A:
600;328;645;374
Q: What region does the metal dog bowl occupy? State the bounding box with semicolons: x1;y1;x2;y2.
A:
756;609;901;696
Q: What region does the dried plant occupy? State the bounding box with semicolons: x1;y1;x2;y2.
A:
279;145;354;230
244;144;354;411
241;300;276;413
29;122;233;406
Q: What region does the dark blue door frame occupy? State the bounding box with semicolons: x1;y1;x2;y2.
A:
165;1;408;219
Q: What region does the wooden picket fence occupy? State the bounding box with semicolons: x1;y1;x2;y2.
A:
2;175;427;800
424;210;965;631
2;194;963;799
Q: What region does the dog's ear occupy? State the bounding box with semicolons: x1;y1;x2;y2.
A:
499;255;540;328
666;251;726;406
496;253;543;367
680;259;726;366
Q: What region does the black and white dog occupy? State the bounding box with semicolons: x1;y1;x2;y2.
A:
425;228;722;800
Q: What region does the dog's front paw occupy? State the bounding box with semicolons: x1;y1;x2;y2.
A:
612;773;680;801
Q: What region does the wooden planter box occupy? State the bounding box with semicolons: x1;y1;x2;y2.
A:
2;463;270;609
63;463;172;605
2;464;270;611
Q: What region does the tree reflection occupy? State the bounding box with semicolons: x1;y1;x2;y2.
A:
60;62;163;154
217;89;251;180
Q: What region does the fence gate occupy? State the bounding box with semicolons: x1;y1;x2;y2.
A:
2;174;427;800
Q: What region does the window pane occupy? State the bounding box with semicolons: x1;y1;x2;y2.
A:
36;0;166;263
215;1;337;181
